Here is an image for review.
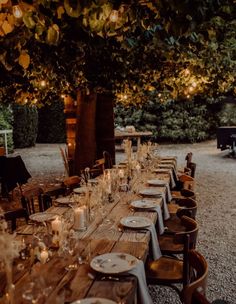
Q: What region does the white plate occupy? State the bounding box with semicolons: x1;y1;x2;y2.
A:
147;179;167;186
73;187;89;194
55;197;75;205
130;200;157;209
120;216;152;229
139;188;163;197
71;298;117;304
29;212;58;223
90;252;138;274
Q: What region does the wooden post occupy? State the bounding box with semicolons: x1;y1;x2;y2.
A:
73;91;97;175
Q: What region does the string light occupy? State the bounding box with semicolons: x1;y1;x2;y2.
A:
61;94;65;98
40;80;46;87
109;10;119;22
12;5;23;18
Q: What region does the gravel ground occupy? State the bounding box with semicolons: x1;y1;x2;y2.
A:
13;140;236;303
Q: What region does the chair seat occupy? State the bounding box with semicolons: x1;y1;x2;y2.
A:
159;234;184;254
168;203;180;214
164;216;186;232
147;256;183;284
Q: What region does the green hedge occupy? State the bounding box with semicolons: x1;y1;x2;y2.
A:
37;99;66;143
115;97;224;143
0;104;14;153
13;104;38;148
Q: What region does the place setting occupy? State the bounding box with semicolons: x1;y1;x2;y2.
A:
89;251;153;304
129;200;165;235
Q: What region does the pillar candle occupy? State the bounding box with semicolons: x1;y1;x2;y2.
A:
74;207;85;230
51;217;62;234
118;169;124;178
40;249;49;264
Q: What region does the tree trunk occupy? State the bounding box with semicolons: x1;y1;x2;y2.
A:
73;91;97;175
96;93;115;165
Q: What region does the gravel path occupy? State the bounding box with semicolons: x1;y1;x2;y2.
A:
13;140;236;303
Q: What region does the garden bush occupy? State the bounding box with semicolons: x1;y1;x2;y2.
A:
0;104;14;153
115;97;224;143
37;99;66;143
13;104;38;148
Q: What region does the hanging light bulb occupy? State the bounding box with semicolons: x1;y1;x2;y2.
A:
40;80;46;87
109;10;119;22
13;5;23;18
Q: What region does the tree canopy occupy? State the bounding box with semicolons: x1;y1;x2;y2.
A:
0;0;235;106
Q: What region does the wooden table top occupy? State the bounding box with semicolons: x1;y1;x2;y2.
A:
0;159;176;304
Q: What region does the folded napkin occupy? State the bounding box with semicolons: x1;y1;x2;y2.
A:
169;170;176;189
160;192;170;220
151;204;165;235
145;223;162;260
125;260;153;304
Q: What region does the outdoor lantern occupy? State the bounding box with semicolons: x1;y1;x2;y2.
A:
13;5;23;18
109;10;118;22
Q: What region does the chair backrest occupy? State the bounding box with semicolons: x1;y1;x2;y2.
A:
189;162;197;178
80;167;91;185
59;147;70;177
173;216;199;286
174;216;198;251
42;187;66;209
21;186;44;215
103;151;113;169
4;208;28;232
180;189;196;200
63;175;81;193
177;198;197;219
91;158;105;177
185;152;193;168
181;250;209;304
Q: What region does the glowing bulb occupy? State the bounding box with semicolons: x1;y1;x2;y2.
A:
187;95;190;99
40;80;46;87
109;10;119;22
189;86;194;92
61;94;65;98
13;5;23;18
158;93;162;97
123;94;128;100
192;81;197;88
184;69;190;76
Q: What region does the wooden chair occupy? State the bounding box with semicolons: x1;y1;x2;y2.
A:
180;250;209;304
59;147;70;177
159;215;198;256
146;217;199;294
90;158;105;177
103;151;113;169
171;189;196;202
4;208;28;232
165;202;198;233
188;162;197;178
42;186;66;209
21;186;44;215
168;198;197;219
80;167;91;185
62;175;81;193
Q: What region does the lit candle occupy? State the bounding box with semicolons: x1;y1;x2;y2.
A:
51;217;62;234
118;169;124;178
74;207;85;230
40;249;49;264
136;163;141;172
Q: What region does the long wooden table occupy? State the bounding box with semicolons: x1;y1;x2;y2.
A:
0;160;176;304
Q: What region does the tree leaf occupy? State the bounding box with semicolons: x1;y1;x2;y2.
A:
18;51;30;69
